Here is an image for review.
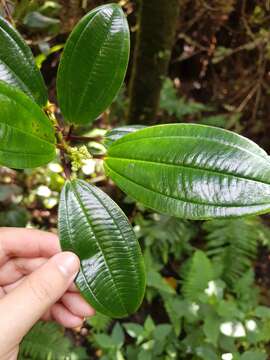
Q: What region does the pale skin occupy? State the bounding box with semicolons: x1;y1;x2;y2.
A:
0;228;95;360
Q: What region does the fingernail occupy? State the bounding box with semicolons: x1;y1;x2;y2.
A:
54;252;80;277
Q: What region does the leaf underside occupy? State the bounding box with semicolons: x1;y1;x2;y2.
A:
0;81;55;169
58;179;145;318
57;4;130;125
105;123;270;219
0;16;47;106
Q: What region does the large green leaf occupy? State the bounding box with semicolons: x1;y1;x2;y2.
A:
0;81;55;169
58;179;145;318
57;4;130;125
0;16;47;106
104;124;270;219
105;125;146;148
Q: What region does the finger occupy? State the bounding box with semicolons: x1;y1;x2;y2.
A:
61;292;95;317
3;277;79;294
68;282;79;292
51;303;84;328
0;252;79;348
42;309;52;321
0;228;60;265
0;257;47;285
0;287;5;299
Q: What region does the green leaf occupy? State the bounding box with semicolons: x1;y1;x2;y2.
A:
241;351;267;360
138;350;152;360
0;81;55;169
105;123;270;219
23;11;60;33
58;179;145;318
255;306;270;319
111;322;125;347
94;334;116;349
105;125;146;148
123;323;145;339
217;300;243;319
163;296;184;336
144;316;155;335
153;324;172;342
0;205;29;227
147;270;175;294
0;16;47;105
0;184;21;202
57;4;130;125
203;313;220;346
196;345;218;360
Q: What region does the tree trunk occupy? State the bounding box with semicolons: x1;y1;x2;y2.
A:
59;0;84;33
127;0;179;124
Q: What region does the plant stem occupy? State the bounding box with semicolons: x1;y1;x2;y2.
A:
60;148;71;179
46;104;72;179
1;0;15;26
68;135;103;143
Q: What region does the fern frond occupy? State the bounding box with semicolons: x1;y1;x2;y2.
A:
181;250;214;301
135;213;196;264
18;321;72;360
160;78;210;120
203;217;269;286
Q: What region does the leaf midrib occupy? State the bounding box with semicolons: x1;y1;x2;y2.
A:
109;135;268;163
79;181;141;300
105;164;270;209
107;156;270;187
90;14;128;113
71;181;128;316
62;185;111;316
73;9;116;119
0;121;55;148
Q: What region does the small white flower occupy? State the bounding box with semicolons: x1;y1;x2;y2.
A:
48;163;62;173
220;321;246;338
245;319;257;332
221;353;233;360
36;185;51;198
133;225;141;233
82;159;96;175
44;197;58;209
189;302;199;315
204;280;221;297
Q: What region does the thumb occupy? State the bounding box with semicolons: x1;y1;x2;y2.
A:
0;252;80;348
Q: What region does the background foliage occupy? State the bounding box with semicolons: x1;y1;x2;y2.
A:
1;0;270;359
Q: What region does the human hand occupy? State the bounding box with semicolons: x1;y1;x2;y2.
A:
0;227;95;360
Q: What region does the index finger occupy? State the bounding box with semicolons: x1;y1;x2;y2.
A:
0;228;60;265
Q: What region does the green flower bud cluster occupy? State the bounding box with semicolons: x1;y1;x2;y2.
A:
68;145;92;174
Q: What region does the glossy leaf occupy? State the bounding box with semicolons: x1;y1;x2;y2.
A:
105;125;146;148
0;81;55;169
0;16;47;105
105;124;270;219
58;179;145;318
57;4;130;125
